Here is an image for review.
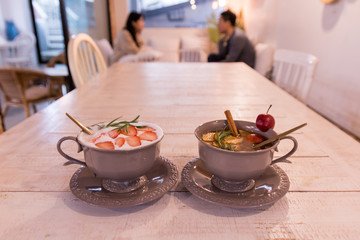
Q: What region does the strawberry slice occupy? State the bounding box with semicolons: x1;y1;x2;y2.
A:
136;126;155;132
126;136;141;147
95;141;115;150
108;129;121;139
91;133;105;143
115;137;125;147
139;131;158;141
120;125;137;136
245;134;263;143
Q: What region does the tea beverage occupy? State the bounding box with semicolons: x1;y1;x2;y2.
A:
195;120;298;182
201;129;265;152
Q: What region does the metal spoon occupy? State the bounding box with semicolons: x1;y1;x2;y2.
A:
254;123;307;149
65;112;93;135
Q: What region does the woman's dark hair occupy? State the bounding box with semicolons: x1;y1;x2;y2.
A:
125;11;143;47
221;10;236;26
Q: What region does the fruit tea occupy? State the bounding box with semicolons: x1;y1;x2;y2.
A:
201;128;265;152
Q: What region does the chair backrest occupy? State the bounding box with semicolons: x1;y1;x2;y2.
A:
254;43;274;77
13;32;36;58
0;68;25;101
180;49;202;62
272;49;318;103
67;33;107;88
0;67;49;103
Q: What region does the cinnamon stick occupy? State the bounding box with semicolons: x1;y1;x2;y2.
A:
224;110;239;136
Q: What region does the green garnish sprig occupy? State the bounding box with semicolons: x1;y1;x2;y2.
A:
215;127;234;151
97;115;146;133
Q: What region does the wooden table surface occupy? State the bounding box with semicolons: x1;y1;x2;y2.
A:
1;63;359;240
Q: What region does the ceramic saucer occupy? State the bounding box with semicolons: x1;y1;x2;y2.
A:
102;176;148;193
70;156;178;208
181;158;290;208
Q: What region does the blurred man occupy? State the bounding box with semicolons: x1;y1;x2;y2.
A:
208;10;255;68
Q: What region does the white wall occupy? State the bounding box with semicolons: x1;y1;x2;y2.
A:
228;0;279;46
0;0;33;33
0;0;36;63
0;3;4;36
230;0;360;138
88;1;110;41
110;0;129;43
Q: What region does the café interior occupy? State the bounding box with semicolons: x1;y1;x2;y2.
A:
0;0;360;239
0;0;359;138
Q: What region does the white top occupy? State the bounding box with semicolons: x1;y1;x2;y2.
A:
111;29;144;64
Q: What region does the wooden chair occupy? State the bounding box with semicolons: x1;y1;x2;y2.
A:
45;53;70;94
67;33;107;88
272;49;318;104
0;67;62;118
46;52;67;68
180;48;205;62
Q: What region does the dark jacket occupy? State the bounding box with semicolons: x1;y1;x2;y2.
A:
208;28;255;68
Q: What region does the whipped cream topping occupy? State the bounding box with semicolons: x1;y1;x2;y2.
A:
78;121;163;150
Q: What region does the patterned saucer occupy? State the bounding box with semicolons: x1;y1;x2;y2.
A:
181;158;290;208
70;156;178;208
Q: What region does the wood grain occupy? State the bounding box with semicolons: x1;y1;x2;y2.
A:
0;63;359;239
0;192;360;240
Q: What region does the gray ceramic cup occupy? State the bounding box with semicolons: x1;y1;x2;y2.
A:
195;120;298;182
57;124;163;181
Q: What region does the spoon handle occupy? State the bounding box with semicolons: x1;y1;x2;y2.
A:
254;123;307;149
66;113;93;135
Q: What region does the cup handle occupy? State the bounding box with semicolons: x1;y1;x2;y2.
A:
271;136;298;165
57;136;87;166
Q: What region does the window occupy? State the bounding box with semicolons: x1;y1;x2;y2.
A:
31;0;64;62
30;0;110;63
129;0;226;28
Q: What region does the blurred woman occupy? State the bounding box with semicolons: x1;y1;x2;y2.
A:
111;12;145;64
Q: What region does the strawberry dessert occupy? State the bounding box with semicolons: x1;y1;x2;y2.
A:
78;116;163;150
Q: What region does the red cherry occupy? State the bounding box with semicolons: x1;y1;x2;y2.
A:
256;105;275;132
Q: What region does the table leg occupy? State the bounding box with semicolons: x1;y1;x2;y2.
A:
0;102;4;133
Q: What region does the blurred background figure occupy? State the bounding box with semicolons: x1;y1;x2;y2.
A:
208;10;255;68
111;11;145;64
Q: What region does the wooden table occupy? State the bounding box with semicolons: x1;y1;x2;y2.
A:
1;63;359;239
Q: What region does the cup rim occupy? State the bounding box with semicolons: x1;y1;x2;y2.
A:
194;119;279;154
